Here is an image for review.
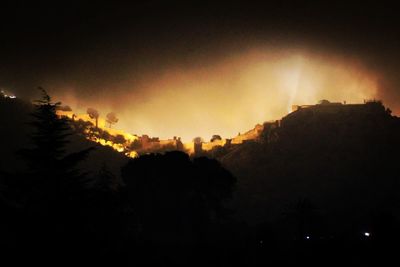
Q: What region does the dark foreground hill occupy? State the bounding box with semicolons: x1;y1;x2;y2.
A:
2;95;400;265
221;101;400;237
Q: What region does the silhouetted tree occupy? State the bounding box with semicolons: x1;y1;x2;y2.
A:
99;128;112;141
121;151;236;263
193;137;204;155
106;112;118;128
210;135;222;142
113;134;126;145
129;139;142;150
18;88;93;253
176;137;184;151
84;163;127;253
193;136;203;144
87;107;99;128
20;88;92;176
71;118;93;134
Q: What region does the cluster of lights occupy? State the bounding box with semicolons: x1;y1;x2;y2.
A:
1;89;16;99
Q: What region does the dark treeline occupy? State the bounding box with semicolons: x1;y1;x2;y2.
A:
1;92;400;265
0;91;239;264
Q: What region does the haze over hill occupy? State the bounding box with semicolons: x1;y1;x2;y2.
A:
45;50;380;141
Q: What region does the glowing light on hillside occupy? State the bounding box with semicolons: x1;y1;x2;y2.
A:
55;48;378;142
1;89;16;99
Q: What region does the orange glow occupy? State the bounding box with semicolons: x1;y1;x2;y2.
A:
54;48;378;142
56;110;140;157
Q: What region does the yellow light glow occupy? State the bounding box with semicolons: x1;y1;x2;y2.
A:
55;48;379;142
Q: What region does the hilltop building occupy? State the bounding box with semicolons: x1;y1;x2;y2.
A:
283;99;387;127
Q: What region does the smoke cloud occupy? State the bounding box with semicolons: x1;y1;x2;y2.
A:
52;47;379;141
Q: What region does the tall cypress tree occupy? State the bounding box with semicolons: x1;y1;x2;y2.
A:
21;88;93;185
19;88;93;252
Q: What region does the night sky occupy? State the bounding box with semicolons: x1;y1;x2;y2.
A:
1;2;399;140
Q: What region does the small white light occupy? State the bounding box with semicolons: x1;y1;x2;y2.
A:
364;232;370;237
306;236;310;240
